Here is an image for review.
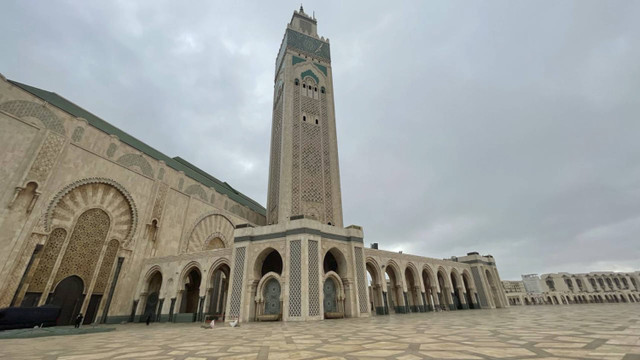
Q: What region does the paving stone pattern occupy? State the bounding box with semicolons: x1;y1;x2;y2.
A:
1;304;639;359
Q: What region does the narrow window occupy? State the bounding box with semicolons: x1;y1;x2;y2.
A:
321;87;325;94
294;79;299;85
303;84;306;88
315;119;318;125
314;87;317;92
303;116;306;122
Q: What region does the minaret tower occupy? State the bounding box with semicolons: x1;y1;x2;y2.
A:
266;6;344;227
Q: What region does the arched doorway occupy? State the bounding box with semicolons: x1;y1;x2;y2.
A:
324;277;338;313
207;263;230;321
180;267;202;321
437;269;451;310
142;271;162;323
422;268;436;311
462;271;475;309
385;263;403;313
51;276;84;326
450;271;463;310
323;248;349;318
404;265;420;313
253;248;283;321
264;278;281;315
366;260;384;315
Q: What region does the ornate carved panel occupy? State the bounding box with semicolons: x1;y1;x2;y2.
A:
151;183;169;221
186;213;234;253
45;178;137;248
354;247;368;313
106;143;117;158
116;153;154;178
27;132;66;183
93;239;119;293
54;208;110;288
184;184;207;202
308;240;320;316
289;240;302;317
321;93;333;224
228;247;246;319
267;91;283;223
29;229;67;292
291;84;301;214
71;126;84;142
0;100;66;135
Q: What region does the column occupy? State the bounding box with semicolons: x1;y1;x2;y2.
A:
168;298;176;322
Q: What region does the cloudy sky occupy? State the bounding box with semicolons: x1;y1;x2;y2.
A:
2;1;639;279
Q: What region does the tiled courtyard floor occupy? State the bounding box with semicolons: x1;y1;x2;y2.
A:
1;304;639;360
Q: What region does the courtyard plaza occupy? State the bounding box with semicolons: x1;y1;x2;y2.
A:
1;304;639;360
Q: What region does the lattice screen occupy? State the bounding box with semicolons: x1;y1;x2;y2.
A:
354;247;369;313
289;240;302;317
321;93;334;224
268;93;283;222
228;247;246;319
308;240;320;316
292;85;301;214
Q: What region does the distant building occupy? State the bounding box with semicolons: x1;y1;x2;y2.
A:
521;274;544;294
502;271;640;306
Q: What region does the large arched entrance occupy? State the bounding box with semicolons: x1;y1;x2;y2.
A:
462;271;475;309
404;265;421;313
51;276;84;326
422;267;436;311
207;262;230;321
180;267;202;321
385;263;404;313
323;248;348;318
450;271;463;310
253;248;283;321
142;271;162;323
437;269;451;310
366;259;384;315
264;278;281;315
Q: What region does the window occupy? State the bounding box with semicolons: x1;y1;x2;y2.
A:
303;84;306;88
315;119;318;125
294;79;299;86
321;87;325;94
314;87;317;92
303;116;306;122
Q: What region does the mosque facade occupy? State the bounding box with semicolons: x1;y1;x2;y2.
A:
503;272;640;306
0;8;508;326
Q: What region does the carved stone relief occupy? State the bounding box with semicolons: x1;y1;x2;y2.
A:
0;100;66;135
45;178;137;248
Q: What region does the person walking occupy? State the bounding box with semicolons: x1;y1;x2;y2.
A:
74;313;83;328
146;314;151;326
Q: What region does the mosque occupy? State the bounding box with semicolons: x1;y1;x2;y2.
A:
0;8;508;325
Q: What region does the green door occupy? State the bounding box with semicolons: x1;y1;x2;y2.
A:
264;278;281;315
324;278;337;312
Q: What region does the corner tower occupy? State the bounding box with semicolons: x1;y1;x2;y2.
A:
267;7;343;227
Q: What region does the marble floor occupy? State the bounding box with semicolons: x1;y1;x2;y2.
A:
1;303;639;360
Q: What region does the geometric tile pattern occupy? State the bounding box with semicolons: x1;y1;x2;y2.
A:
291;84;301;214
289;240;302;317
0;100;66;135
308;240;320;316
354;246;369;314
228;247;245;320
2;304;639;359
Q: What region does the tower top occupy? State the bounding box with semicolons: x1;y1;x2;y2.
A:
291;6;317;36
